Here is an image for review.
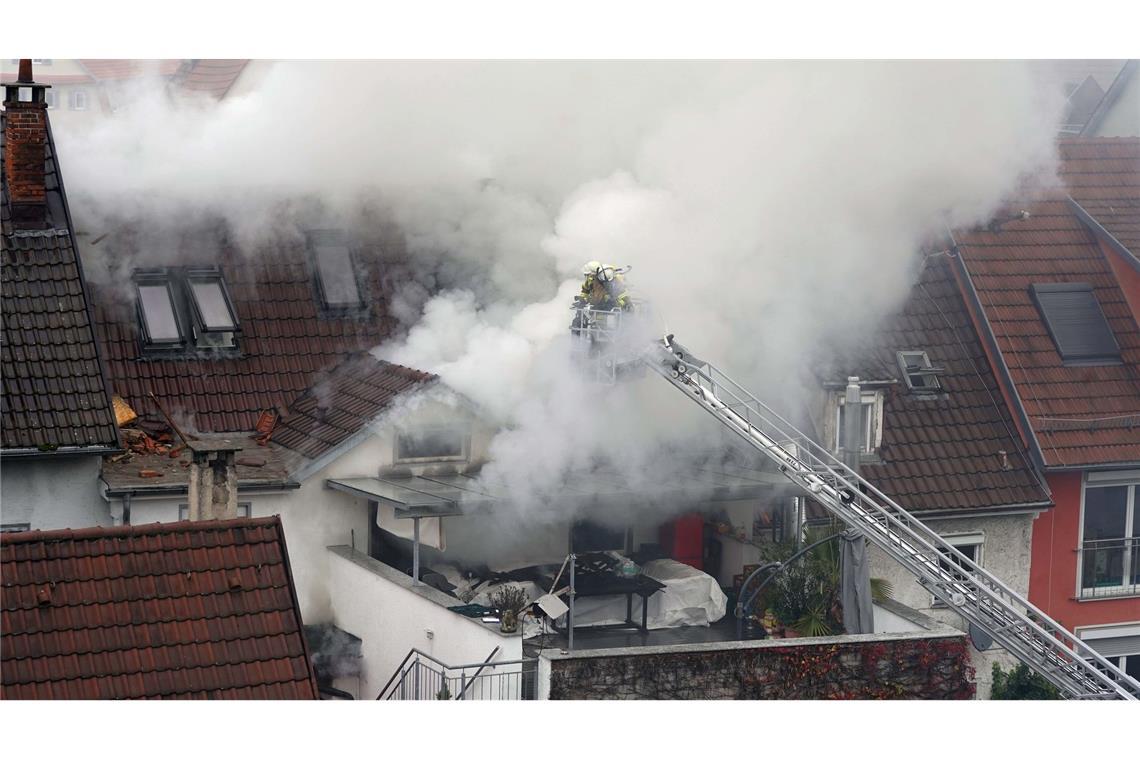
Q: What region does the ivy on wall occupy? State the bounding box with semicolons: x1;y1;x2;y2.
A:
548;636;976;700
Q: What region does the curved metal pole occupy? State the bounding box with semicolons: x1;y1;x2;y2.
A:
736;532;842;638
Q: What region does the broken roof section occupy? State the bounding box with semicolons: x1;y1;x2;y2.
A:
816;254;1050;514
1;100;119;455
173;59;250;99
952;137;1140;469
0;516;319;699
273;352;438;463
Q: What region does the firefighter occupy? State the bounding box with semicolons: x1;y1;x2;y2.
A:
575;261;630;311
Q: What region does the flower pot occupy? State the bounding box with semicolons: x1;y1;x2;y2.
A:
499;609;518;634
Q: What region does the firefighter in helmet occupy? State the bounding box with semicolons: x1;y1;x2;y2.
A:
576;261;630;311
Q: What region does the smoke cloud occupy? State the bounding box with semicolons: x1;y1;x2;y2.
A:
52;61;1064;540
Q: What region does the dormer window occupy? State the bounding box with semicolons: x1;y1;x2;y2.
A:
308;230;364;312
1030;283;1121;365
831;390;884;457
133;268;240;353
897;350;943;394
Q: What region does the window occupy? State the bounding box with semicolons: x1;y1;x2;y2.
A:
395;427;468;463
1078;624;1140;681
897;350;943;393
1078;474;1139;599
135;277;183;347
832;391;882;455
31;59;52;66
179;503;251;521
70;88;89;111
931;533;984;607
44;88;57;109
133;268;240;352
1030;283;1121;364
1;523;31;533
308;230;363;310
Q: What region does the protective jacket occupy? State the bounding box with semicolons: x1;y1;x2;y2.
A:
578;272;630;310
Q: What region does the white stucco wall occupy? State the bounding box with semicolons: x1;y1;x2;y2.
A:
1091;70;1140;137
866;511;1038;699
1;455;108;530
327;546;523;699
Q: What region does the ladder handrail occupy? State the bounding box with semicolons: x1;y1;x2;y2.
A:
644;336;1140;700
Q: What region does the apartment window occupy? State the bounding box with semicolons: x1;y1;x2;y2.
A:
135;276;184;347
1078;624;1140;681
1;523;31;533
44;88;57;109
31;59;52;66
133;268;240;353
833;391;883;455
897;350;943;393
70;88;89;111
1078;475;1139;599
308;230;363;311
179;503;251;521
395;427;468;463
1030;283;1121;365
931;533;984;607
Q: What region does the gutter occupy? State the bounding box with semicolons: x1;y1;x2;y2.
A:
1068;196;1140;274
948;248;1049;472
1;445;121;459
102;479;301;499
890;501;1055;520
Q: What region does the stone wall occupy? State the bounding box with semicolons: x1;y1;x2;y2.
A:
543;631;975;700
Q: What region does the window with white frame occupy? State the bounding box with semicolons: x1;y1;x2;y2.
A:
70;88;89;111
931;532;984;607
1078;624;1140;681
896;350;943;394
1;523;31;533
395;427;469;463
832;391;883;455
44;88;57;109
1078;473;1139;598
178;503;251;521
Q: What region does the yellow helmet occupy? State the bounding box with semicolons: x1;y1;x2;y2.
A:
583;260;602;276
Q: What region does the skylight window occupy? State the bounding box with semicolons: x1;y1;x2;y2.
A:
133;268;240;353
187;274;238;331
897;350;943;393
309;230;363;310
1030;283;1121;364
136;280;183;346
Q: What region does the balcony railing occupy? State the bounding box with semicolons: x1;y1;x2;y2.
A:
1078;538;1140;599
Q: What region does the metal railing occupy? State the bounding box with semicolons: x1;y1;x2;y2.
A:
377;647;538;700
644;335;1140;700
1078;538;1140;600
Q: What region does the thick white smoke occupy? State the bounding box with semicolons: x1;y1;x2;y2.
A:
52;61;1064;533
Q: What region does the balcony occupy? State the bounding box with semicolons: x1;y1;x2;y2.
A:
1078;538;1140;600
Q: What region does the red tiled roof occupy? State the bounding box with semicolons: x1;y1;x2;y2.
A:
1;113;119;454
175;60;250;99
77;59;183;81
89;245;402;434
1061;137;1140;255
274;353;436;461
953;138;1140;468
0;516;319;700
819;256;1050;512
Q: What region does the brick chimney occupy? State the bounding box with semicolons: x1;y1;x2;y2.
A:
186;438;242;521
2;59;51;229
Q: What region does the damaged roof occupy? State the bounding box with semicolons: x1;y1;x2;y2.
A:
174;59;250;99
273;352;437;462
952;137;1140;469
1;112;120;455
0;516;319;699
819;255;1050;513
89;243;404;434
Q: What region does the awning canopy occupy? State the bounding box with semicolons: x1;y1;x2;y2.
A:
326;474;494;518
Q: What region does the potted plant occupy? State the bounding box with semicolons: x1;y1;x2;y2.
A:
489;584;528;634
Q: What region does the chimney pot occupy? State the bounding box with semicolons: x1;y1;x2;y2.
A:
17;59;33;83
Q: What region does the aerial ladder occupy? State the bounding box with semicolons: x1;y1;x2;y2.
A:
640;334;1140;700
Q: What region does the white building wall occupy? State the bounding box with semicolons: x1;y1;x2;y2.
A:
1;455;108;530
327;546;522;700
866;510;1038;699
